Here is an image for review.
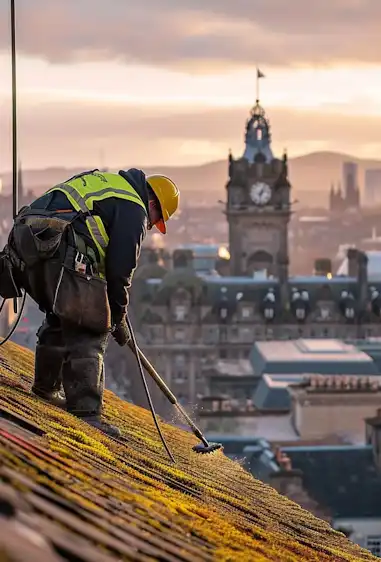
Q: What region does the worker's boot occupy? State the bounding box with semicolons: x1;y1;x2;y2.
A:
79;415;122;439
31;315;66;408
31;343;66;409
61;328;121;438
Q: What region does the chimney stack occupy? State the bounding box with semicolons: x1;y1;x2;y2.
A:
347;248;359;277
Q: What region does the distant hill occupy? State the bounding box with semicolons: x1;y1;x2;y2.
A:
2;151;381;207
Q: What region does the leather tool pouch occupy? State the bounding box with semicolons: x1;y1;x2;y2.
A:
0;250;23;299
52;245;111;334
12;212;69;267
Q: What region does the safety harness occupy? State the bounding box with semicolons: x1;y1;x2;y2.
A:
46;171;147;277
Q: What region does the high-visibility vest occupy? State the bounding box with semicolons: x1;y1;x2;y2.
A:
47;170;147;277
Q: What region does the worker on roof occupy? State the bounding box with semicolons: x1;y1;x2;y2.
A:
3;168;179;438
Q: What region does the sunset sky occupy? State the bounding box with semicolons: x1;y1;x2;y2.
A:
0;0;380;170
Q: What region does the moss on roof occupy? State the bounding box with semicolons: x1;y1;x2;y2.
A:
0;340;377;561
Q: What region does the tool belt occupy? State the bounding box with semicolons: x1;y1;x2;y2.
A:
0;206;111;334
11;206;77;267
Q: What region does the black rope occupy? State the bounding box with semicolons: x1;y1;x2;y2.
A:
126;314;175;463
0;292;27;347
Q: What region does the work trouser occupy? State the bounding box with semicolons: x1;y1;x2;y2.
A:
33;311;108;416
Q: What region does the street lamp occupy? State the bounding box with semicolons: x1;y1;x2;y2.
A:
10;0;17;219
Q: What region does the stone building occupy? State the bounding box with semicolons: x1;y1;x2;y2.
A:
130;99;381;407
226;100;291;278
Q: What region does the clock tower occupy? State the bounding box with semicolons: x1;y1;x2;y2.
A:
226;100;291;277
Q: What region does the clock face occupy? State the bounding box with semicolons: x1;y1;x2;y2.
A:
250;182;271;205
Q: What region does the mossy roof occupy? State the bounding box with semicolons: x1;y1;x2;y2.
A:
0;340;377;562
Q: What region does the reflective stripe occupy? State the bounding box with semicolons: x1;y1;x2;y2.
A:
52;183;108;253
83;187;142;205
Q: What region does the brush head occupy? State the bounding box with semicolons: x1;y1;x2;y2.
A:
193;442;223;454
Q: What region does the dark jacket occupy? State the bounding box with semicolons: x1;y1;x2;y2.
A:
30;168;149;324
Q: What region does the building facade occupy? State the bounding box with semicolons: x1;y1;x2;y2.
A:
226;101;291;278
131;100;381;406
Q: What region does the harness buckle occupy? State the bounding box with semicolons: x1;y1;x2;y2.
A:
74;251;87;274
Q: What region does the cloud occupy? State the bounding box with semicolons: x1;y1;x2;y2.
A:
0;97;380;169
0;0;380;70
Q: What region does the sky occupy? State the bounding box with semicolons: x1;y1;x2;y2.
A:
0;0;380;170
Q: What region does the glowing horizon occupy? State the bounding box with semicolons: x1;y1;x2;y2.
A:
0;53;380;169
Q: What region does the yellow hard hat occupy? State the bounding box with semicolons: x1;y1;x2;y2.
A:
147;174;179;234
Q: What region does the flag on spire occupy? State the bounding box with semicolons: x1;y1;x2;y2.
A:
255;68;265;102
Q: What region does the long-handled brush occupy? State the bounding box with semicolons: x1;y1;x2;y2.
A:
126;316;222;456
127;315;175;463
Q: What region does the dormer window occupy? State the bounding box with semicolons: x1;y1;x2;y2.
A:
241;306;251;319
220;308;228;320
174;305;187;321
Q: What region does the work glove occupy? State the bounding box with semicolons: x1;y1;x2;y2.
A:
111;317;131;347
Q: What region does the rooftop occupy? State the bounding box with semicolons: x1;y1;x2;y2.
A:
280;445;381;519
0;341;376;561
243;442;381;520
253;374;304;410
250;339;378;376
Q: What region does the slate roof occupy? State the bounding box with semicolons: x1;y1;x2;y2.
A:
252;374;303;410
140;272;367;308
0;340;376;561
244;441;381;520
281;445;381;519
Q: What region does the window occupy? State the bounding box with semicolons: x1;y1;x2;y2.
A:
195;369;204;381
174;328;186;341
240;327;253;342
241;306;251;319
174;305;187;321
146;326;164;343
230;326;239;339
203;326;218;344
173;370;188;384
174;354;186;367
367;536;381;556
219;307;228;320
219;327;228;342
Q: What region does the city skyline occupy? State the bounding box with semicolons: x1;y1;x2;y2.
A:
0;0;380;169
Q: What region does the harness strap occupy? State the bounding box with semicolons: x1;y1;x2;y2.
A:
53;183;108;255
